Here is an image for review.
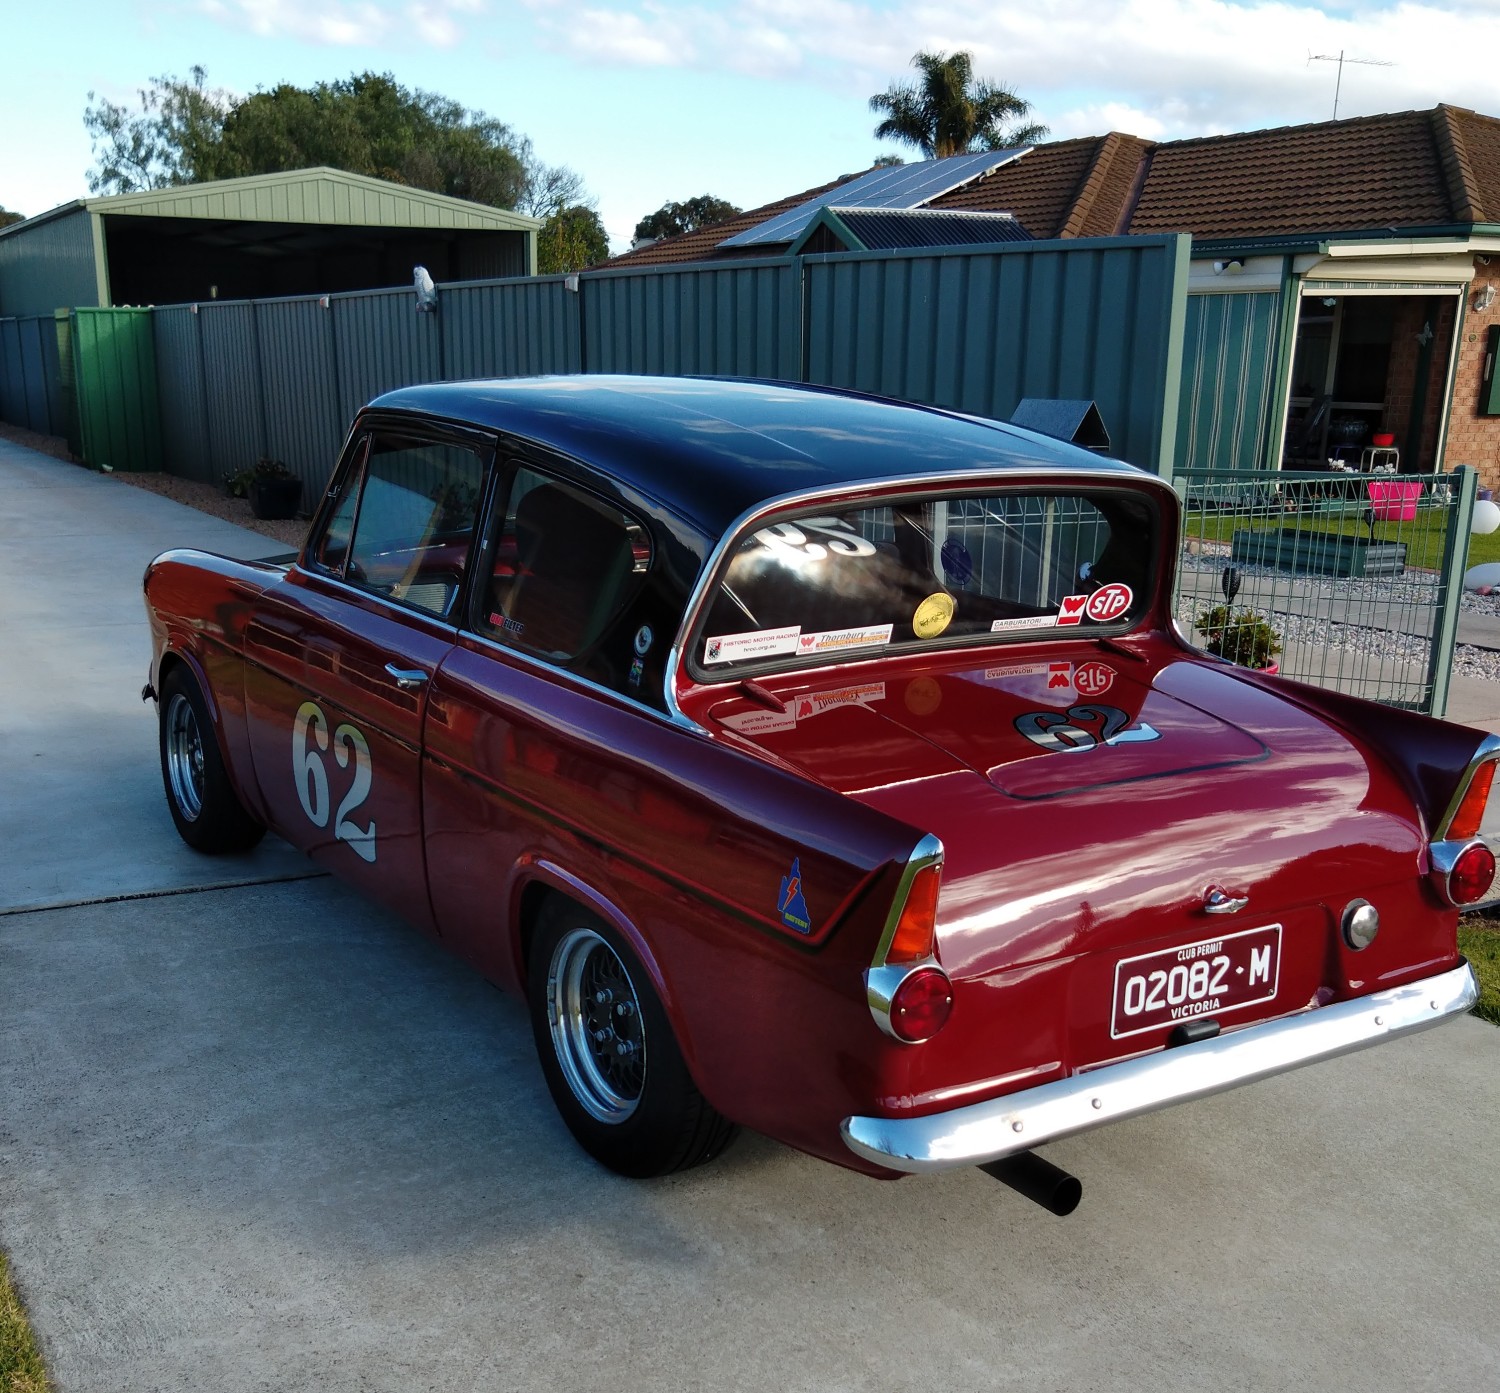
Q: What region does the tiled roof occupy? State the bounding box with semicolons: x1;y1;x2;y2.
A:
604;104;1500;270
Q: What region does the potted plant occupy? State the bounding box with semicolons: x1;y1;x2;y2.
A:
223;467;254;499
247;457;303;520
1194;603;1282;673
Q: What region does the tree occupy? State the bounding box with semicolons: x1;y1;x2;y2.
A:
869;51;1047;160
0;206;23;229
633;195;740;243
84;66;232;192
537;205;609;274
82;68;583;217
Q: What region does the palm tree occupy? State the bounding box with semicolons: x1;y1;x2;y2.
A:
870;50;1047;160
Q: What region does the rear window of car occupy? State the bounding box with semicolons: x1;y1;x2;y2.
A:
690;487;1157;677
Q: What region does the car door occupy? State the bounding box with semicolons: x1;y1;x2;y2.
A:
243;419;492;934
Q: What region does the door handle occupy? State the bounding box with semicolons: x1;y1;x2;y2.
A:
384;663;429;692
1203;886;1249;915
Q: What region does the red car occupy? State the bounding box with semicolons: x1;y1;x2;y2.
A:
144;376;1490;1212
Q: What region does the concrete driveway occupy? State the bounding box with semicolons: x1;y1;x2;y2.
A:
3;438;1499;1392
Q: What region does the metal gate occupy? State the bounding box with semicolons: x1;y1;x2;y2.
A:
1173;466;1478;716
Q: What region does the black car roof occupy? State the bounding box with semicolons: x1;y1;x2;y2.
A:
369;376;1148;537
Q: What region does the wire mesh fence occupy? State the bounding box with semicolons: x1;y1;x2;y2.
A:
1172;467;1475;715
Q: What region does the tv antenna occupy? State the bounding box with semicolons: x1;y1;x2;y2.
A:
1308;50;1395;119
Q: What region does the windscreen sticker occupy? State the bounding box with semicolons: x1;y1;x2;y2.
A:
633;625;654;656
778;858;813;934
913;592;956;639
628;657;644;687
796;623;893;656
940;538;974;587
1057;595;1089;626
1047;661;1073;691
982;662;1052;680
1085;583;1133;623
1074;660;1116;697
703;625;801;665
990;614;1058;633
489;612;526;636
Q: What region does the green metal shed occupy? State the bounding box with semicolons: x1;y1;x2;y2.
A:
0;167;540;317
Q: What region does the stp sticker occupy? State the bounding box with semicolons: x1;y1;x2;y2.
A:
1074;660;1116;697
1057;595;1088;627
1085;583;1133;623
1047;661;1072;690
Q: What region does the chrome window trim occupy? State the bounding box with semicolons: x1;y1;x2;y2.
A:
1432;732;1500;840
842;960;1480;1173
662;467;1173;730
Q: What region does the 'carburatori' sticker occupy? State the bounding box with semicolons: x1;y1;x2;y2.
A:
703;625;801;665
797;623;893;656
990;614;1057;633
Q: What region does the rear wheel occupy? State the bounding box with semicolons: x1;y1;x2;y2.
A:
158;665;265;854
527;897;738;1177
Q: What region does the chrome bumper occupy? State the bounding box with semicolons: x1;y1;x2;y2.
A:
841;961;1480;1174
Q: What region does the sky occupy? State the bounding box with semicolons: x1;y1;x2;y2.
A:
4;0;1499;251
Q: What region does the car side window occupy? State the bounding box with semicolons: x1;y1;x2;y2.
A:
331;433;488;618
312;437;369;574
479;464;651;685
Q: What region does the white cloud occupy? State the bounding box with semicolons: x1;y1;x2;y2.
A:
530;0;1500;137
200;0;484;47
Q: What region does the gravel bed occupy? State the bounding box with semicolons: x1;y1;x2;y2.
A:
104;471;309;550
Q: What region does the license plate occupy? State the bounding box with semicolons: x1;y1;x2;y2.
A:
1111;924;1282;1039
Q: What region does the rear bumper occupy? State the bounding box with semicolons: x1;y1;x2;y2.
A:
841;961;1479;1174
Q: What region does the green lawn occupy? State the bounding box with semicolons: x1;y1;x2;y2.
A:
0;1250;46;1393
1188;505;1500;572
1458;917;1500;1026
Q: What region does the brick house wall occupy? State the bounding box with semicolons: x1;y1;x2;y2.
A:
1384;296;1459;474
1444;262;1500;492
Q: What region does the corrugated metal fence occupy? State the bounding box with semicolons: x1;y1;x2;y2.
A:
0;314;65;437
1;235;1191;498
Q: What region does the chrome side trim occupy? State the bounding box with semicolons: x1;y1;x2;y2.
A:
661;467;1176;730
841;962;1480;1173
1433;732;1500;840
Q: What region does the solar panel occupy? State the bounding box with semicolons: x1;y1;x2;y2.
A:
720;148;1031;249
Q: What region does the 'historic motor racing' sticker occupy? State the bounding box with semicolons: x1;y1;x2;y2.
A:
796;623;893;656
1074;660;1116;697
703;624;801;665
990;614;1058;633
1056;595;1089;626
1084;583;1133;623
778;858;812;933
912;592;956;639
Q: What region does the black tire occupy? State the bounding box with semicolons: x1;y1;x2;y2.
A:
527;897;738;1178
158;664;265;854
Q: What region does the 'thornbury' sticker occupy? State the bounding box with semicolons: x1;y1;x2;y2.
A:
796;623;893;656
703;625;801;665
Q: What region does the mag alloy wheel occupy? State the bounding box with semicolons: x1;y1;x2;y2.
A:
546;927;647;1124
164;692;206;822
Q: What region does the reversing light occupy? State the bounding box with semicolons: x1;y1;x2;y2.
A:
1341;899;1380;950
888;965;954;1043
1450;842;1496;906
1448;761;1496;842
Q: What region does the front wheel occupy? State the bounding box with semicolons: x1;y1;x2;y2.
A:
527;898;738;1177
158;664;265;854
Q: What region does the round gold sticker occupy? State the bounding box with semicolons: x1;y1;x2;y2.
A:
912;592;956;639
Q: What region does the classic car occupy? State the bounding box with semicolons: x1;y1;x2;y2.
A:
143;375;1491;1212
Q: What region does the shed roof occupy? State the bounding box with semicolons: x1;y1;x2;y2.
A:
0;166;539;242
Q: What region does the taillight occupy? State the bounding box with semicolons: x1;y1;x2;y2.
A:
888;965;954;1042
866;835;953;1043
1448;761;1496;842
1450;842;1495;905
885;863;940;963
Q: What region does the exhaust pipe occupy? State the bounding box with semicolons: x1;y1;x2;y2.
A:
980;1151;1082;1216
